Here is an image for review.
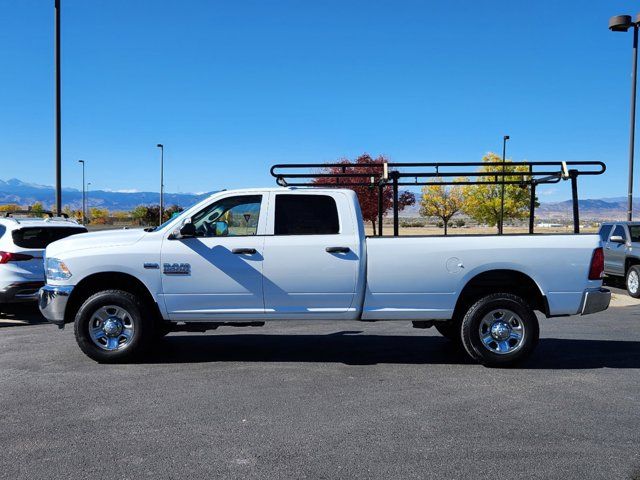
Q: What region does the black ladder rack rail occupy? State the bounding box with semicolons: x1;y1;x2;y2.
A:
270;160;606;236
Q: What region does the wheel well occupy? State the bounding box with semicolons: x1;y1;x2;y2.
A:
453;269;546;319
64;272;162;324
625;257;640;275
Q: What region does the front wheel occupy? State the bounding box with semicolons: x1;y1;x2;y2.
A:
74;290;152;362
461;293;539;367
626;266;640;298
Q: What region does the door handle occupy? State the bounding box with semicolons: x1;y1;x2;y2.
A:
326;246;350;253
232;248;257;255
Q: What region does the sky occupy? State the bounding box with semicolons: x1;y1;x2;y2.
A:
0;0;639;201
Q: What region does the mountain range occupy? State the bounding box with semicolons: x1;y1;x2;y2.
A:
0;178;212;212
0;178;636;221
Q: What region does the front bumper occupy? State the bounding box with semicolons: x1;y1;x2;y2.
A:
0;281;45;304
581;288;611;315
38;285;74;326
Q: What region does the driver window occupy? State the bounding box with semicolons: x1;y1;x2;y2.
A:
191;195;262;237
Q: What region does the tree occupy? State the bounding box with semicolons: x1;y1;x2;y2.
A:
30;202;45;216
131;205;149;222
0;203;21;213
63;206;82;221
89;207;110;224
420;178;466;235
313;154;415;232
461;153;535;232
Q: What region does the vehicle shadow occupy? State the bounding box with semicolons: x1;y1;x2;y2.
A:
0;304;47;328
146;333;640;369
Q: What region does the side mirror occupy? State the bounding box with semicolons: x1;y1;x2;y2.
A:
609;235;625;244
179;222;196;238
214;221;229;236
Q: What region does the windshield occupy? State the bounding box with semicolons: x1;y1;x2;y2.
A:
147;216;178;232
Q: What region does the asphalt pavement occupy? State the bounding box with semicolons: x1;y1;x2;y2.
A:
1;289;639;480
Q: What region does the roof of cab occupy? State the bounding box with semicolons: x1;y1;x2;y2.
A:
206;186;356;198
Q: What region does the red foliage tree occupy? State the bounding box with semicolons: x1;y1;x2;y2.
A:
313;154;415;232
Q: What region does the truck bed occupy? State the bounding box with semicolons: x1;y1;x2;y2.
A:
362;234;602;320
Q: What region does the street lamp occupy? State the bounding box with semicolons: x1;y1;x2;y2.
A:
78;160;85;224
499;135;510;235
609;14;640;221
54;0;62;215
86;182;91;221
157;144;164;225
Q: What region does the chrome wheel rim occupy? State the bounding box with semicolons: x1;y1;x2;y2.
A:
478;309;525;355
629;271;639;294
88;305;135;351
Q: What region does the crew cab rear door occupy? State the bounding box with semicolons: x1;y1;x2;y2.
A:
261;191;360;317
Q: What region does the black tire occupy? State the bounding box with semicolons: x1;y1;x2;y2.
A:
626;266;640;298
461;293;539;367
434;319;461;343
74;290;153;362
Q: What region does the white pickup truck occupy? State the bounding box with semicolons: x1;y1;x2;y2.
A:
39;188;610;366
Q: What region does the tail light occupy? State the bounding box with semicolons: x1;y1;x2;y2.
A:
0;251;34;264
588;247;604;280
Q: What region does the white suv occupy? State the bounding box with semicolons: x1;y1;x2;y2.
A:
0;212;86;309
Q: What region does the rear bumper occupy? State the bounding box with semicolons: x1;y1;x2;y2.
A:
580;288;611;315
38;285;74;326
0;281;45;303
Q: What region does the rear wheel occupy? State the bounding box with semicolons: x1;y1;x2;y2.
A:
461;293;539;367
626;266;640;298
74;290;153;362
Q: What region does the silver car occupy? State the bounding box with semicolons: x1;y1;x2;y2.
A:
599;221;640;297
0;213;86;311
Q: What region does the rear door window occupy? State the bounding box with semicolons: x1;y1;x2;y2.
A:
12;227;87;249
598;224;612;242
629;225;640;243
274;194;339;235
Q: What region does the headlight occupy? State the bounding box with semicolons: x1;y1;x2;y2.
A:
45;258;72;281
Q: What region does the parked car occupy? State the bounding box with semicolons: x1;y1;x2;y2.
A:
39;188;609;366
0;213;87;311
598;221;640;297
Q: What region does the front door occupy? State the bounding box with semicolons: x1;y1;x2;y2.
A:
160;194;267;320
605;224;627;276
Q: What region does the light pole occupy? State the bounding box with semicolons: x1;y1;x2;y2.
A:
78;160;85;224
86;182;91;221
499;135;510;234
54;0;62;215
609;14;640;221
157;144;164;225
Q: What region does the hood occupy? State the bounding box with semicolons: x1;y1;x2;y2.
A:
46;228;148;257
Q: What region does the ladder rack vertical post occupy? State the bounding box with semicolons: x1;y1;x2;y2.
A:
392;174;399;237
529;183;536;234
377;183;384;236
570;170;580;234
